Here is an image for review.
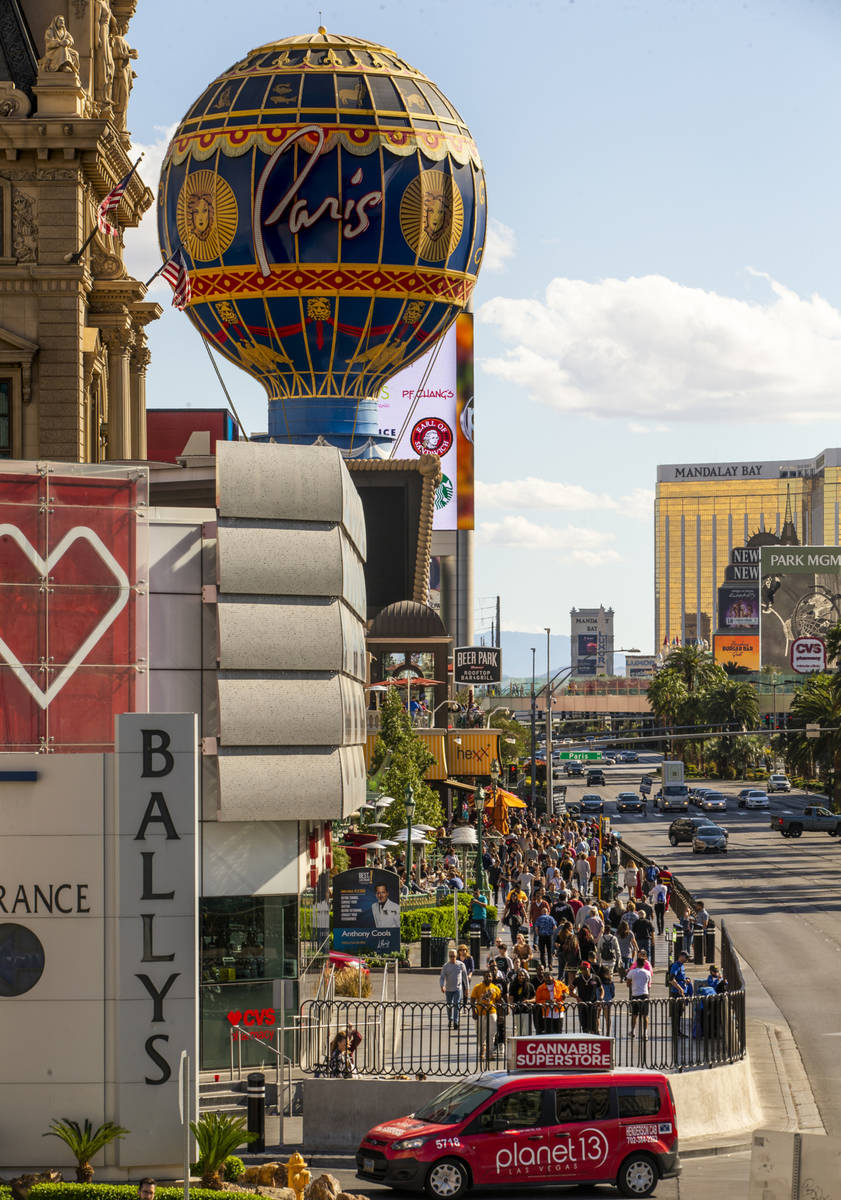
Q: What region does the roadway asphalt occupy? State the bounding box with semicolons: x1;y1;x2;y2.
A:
325;1148;751;1199
561;762;841;1138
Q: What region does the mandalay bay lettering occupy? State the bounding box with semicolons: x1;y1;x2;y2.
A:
253;125;384;277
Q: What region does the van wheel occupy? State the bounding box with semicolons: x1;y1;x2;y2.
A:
669;835;678;846
425;1158;469;1199
790;824;803;837
617;1152;658;1197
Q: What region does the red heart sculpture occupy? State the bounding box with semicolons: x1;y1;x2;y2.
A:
227;1010;243;1025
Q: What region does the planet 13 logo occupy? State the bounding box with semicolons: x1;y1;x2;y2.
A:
495;1127;609;1174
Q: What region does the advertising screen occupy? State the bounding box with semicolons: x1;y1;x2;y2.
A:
378;324;458;530
760;547;841;672
332;867;401;955
718;585;759;629
713;634;760;671
576;633;598;676
0;465;148;751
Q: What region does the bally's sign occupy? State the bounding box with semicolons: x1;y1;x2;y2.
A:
454;645;502;685
114;714;198;1165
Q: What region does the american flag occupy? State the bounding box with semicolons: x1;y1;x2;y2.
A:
97;159;141;236
160;249;192;310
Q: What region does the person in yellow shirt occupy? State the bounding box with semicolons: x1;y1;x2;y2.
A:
470;971;502;1064
534;972;569;1034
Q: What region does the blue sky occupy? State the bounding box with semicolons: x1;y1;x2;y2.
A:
123;0;841;654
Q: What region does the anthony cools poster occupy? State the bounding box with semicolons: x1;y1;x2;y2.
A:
760;546;841;672
332;867;401;954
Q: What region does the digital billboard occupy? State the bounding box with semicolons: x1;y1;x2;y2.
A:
0;465;148;751
713;634;759;671
378;323;458;530
760;546;841;673
575;633;598;676
332;867;401;955
718;584;759;630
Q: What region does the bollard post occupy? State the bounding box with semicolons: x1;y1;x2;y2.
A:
469;922;481;965
705;919;716;963
420;923;432;969
693;930;704;965
246;1071;266;1153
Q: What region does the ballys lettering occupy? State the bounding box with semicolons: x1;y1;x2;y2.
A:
254;125;383;277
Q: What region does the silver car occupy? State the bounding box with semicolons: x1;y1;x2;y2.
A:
693;825;728;854
699;791;727;813
768;774;791;793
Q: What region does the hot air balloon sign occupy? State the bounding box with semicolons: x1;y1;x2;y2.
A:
157;29;486;450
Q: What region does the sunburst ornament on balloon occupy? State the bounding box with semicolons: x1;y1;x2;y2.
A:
176;170;238;262
399;170;464;262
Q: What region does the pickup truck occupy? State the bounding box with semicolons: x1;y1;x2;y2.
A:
773;806;841;837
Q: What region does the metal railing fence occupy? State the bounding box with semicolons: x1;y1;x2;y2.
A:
298;990;745;1078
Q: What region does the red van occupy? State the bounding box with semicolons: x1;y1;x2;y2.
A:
356;1068;680;1198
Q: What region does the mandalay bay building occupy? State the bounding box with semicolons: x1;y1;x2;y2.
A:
655;449;841;650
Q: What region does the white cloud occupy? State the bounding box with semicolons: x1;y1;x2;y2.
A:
476;476;653;521
479;516;621;564
482;218;516;271
628;421;670;434
478;273;841;422
122;125;177;295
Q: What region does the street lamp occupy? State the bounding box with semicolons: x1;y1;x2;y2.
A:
485;705;510;728
530;647;537;811
432;699;460;727
404;782;416;894
474;785;486;894
545;628;552;816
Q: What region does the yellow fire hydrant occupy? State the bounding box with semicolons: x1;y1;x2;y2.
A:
286;1153;310;1200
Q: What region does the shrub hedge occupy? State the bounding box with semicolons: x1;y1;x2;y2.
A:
400;899;497;942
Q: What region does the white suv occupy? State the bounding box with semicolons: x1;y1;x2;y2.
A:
768;774;791;793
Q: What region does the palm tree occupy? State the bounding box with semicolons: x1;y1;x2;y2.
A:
789;672;841;809
824;622;841;669
190;1113;258;1189
662;644;723;693
44;1119;129;1182
703;680;760;774
646;671;688;758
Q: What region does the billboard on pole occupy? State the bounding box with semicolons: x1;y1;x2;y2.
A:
760;547;841;672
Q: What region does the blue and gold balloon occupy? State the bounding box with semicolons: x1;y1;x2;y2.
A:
157;29;486;449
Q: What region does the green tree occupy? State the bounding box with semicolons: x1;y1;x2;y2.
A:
661;644;723;692
789;672;841;809
44;1119;129;1182
824;622;841;668
646;670;688;757
371;687;443;837
703;679;760;773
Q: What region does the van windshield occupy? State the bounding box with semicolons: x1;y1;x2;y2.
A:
414;1082;495;1125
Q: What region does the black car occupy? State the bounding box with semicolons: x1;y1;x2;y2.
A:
616;792;643;813
580;793;604;815
586;769;606;787
693;825;728;854
565;761;584;776
668;815;722;845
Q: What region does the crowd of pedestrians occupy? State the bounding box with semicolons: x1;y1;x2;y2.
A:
430;811;726;1062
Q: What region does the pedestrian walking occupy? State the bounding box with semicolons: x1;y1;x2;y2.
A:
534;908;558;968
440;948;470;1031
509;967;535;1034
617;920;638;978
668;949;692;1045
470;970;502;1065
624;861;638;902
626;953;653;1039
597;964;616;1035
535;971;568;1034
572;961;603;1033
652;881;668;935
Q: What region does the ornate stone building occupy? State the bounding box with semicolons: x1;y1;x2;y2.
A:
0;0;158;461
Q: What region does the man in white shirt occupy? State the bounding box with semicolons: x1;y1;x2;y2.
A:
625;952;653;1038
370;883;400;927
652;882;668;935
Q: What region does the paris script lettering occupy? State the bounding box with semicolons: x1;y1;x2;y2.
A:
253;125;383;277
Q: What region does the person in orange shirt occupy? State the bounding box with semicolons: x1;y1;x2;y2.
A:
534;972;569;1034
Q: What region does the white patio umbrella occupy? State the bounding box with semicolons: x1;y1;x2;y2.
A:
375;795;396;808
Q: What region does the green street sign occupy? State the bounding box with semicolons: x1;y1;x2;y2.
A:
558;751;601;760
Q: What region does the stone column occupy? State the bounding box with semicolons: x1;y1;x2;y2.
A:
101;324;133;460
130;340;150;459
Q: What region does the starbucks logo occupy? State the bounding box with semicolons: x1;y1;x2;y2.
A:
435;474;454;510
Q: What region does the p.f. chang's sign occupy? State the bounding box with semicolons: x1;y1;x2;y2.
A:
507;1036;614;1073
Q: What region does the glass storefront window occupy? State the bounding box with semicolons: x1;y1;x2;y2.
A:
200;895;298;1070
